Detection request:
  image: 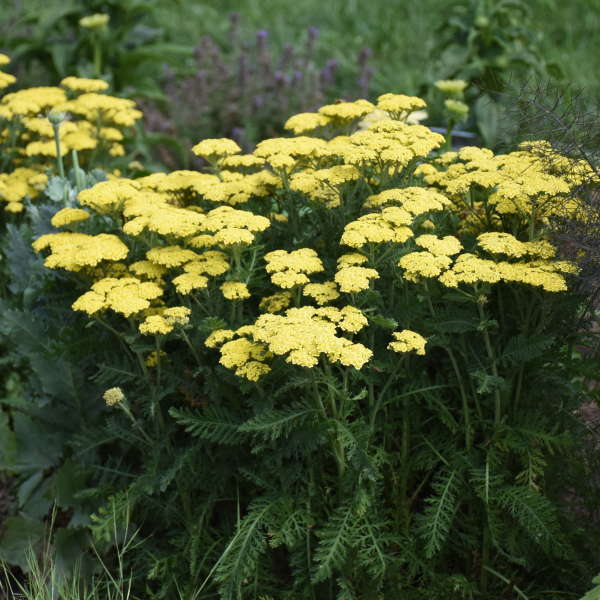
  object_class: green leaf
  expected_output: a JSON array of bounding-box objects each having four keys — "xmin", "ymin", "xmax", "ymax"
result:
[
  {"xmin": 474, "ymin": 95, "xmax": 500, "ymax": 147},
  {"xmin": 169, "ymin": 405, "xmax": 245, "ymax": 445},
  {"xmin": 0, "ymin": 410, "xmax": 17, "ymax": 468},
  {"xmin": 500, "ymin": 334, "xmax": 553, "ymax": 366},
  {"xmin": 0, "ymin": 515, "xmax": 45, "ymax": 570},
  {"xmin": 312, "ymin": 499, "xmax": 356, "ymax": 583},
  {"xmin": 239, "ymin": 402, "xmax": 319, "ymax": 442},
  {"xmin": 417, "ymin": 467, "xmax": 462, "ymax": 558},
  {"xmin": 45, "ymin": 176, "xmax": 70, "ymax": 203}
]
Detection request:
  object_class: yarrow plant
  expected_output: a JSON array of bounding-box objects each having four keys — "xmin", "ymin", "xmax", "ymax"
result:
[
  {"xmin": 6, "ymin": 88, "xmax": 600, "ymax": 598},
  {"xmin": 0, "ymin": 53, "xmax": 142, "ymax": 215}
]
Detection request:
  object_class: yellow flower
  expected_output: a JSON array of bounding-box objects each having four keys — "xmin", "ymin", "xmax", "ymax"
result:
[
  {"xmin": 139, "ymin": 315, "xmax": 173, "ymax": 335},
  {"xmin": 51, "ymin": 208, "xmax": 90, "ymax": 227},
  {"xmin": 388, "ymin": 330, "xmax": 427, "ymax": 355},
  {"xmin": 259, "ymin": 291, "xmax": 293, "ymax": 313},
  {"xmin": 33, "ymin": 232, "xmax": 128, "ymax": 271},
  {"xmin": 376, "ymin": 93, "xmax": 427, "ymax": 115},
  {"xmin": 163, "ymin": 306, "xmax": 191, "ymax": 326},
  {"xmin": 205, "ymin": 329, "xmax": 236, "ymax": 348},
  {"xmin": 415, "ymin": 234, "xmax": 462, "ymax": 256},
  {"xmin": 398, "ymin": 251, "xmax": 452, "ymax": 282},
  {"xmin": 72, "ymin": 277, "xmax": 163, "ymax": 317},
  {"xmin": 303, "ymin": 281, "xmax": 340, "ymax": 305},
  {"xmin": 0, "ymin": 71, "xmax": 16, "ymax": 90},
  {"xmin": 318, "ymin": 99, "xmax": 375, "ymax": 123},
  {"xmin": 264, "ymin": 248, "xmax": 324, "ymax": 289},
  {"xmin": 172, "ymin": 273, "xmax": 209, "ymax": 294},
  {"xmin": 284, "ymin": 112, "xmax": 331, "ymax": 134},
  {"xmin": 335, "ymin": 266, "xmax": 379, "ymax": 293},
  {"xmin": 103, "ymin": 387, "xmax": 125, "ymax": 406},
  {"xmin": 61, "ymin": 77, "xmax": 109, "ymax": 93},
  {"xmin": 191, "ymin": 138, "xmax": 241, "ymax": 159},
  {"xmin": 221, "ymin": 281, "xmax": 251, "ymax": 300}
]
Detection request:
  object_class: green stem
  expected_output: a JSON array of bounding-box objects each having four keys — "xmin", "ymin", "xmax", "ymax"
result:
[
  {"xmin": 71, "ymin": 149, "xmax": 84, "ymax": 191},
  {"xmin": 93, "ymin": 38, "xmax": 103, "ymax": 77},
  {"xmin": 52, "ymin": 123, "xmax": 65, "ymax": 178},
  {"xmin": 447, "ymin": 346, "xmax": 473, "ymax": 450},
  {"xmin": 478, "ymin": 302, "xmax": 502, "ymax": 425},
  {"xmin": 180, "ymin": 328, "xmax": 202, "ymax": 366},
  {"xmin": 400, "ymin": 398, "xmax": 410, "ymax": 535}
]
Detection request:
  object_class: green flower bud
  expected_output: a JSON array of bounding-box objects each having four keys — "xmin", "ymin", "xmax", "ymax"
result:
[{"xmin": 444, "ymin": 99, "xmax": 470, "ymax": 119}]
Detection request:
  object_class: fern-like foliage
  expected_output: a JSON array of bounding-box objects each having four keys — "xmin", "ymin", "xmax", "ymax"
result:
[
  {"xmin": 312, "ymin": 498, "xmax": 357, "ymax": 584},
  {"xmin": 238, "ymin": 401, "xmax": 320, "ymax": 442},
  {"xmin": 494, "ymin": 484, "xmax": 571, "ymax": 558},
  {"xmin": 213, "ymin": 495, "xmax": 281, "ymax": 599},
  {"xmin": 416, "ymin": 467, "xmax": 464, "ymax": 558},
  {"xmin": 169, "ymin": 404, "xmax": 246, "ymax": 445}
]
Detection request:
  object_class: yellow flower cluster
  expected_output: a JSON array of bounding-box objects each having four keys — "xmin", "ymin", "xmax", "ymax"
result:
[
  {"xmin": 103, "ymin": 387, "xmax": 125, "ymax": 406},
  {"xmin": 302, "ymin": 281, "xmax": 340, "ymax": 305},
  {"xmin": 191, "ymin": 138, "xmax": 242, "ymax": 160},
  {"xmin": 30, "ymin": 90, "xmax": 587, "ymax": 385},
  {"xmin": 51, "ymin": 207, "xmax": 91, "ymax": 227},
  {"xmin": 210, "ymin": 305, "xmax": 372, "ymax": 378},
  {"xmin": 0, "ymin": 167, "xmax": 47, "ymax": 212},
  {"xmin": 221, "ymin": 281, "xmax": 251, "ymax": 300},
  {"xmin": 388, "ymin": 330, "xmax": 427, "ymax": 355},
  {"xmin": 0, "ymin": 53, "xmax": 16, "ymax": 90},
  {"xmin": 0, "ymin": 71, "xmax": 142, "ymax": 185},
  {"xmin": 264, "ymin": 248, "xmax": 324, "ymax": 288},
  {"xmin": 416, "ymin": 144, "xmax": 589, "ymax": 220},
  {"xmin": 341, "ymin": 207, "xmax": 413, "ymax": 248},
  {"xmin": 33, "ymin": 232, "xmax": 128, "ymax": 271},
  {"xmin": 72, "ymin": 277, "xmax": 163, "ymax": 317},
  {"xmin": 335, "ymin": 265, "xmax": 380, "ymax": 293}
]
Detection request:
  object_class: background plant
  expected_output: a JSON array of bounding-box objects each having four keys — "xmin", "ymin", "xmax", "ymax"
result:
[
  {"xmin": 424, "ymin": 0, "xmax": 563, "ymax": 147},
  {"xmin": 0, "ymin": 0, "xmax": 191, "ymax": 95},
  {"xmin": 141, "ymin": 13, "xmax": 373, "ymax": 169}
]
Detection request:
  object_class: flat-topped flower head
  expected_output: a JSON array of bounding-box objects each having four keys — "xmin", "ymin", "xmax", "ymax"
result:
[
  {"xmin": 33, "ymin": 232, "xmax": 128, "ymax": 271},
  {"xmin": 191, "ymin": 138, "xmax": 241, "ymax": 160},
  {"xmin": 377, "ymin": 93, "xmax": 427, "ymax": 115},
  {"xmin": 139, "ymin": 315, "xmax": 173, "ymax": 335},
  {"xmin": 388, "ymin": 330, "xmax": 427, "ymax": 355},
  {"xmin": 50, "ymin": 208, "xmax": 90, "ymax": 228},
  {"xmin": 318, "ymin": 99, "xmax": 375, "ymax": 123},
  {"xmin": 259, "ymin": 291, "xmax": 293, "ymax": 313},
  {"xmin": 284, "ymin": 112, "xmax": 331, "ymax": 134},
  {"xmin": 335, "ymin": 266, "xmax": 380, "ymax": 293},
  {"xmin": 61, "ymin": 77, "xmax": 109, "ymax": 93},
  {"xmin": 302, "ymin": 281, "xmax": 340, "ymax": 305},
  {"xmin": 340, "ymin": 211, "xmax": 413, "ymax": 248},
  {"xmin": 476, "ymin": 232, "xmax": 556, "ymax": 259},
  {"xmin": 398, "ymin": 251, "xmax": 452, "ymax": 282},
  {"xmin": 146, "ymin": 245, "xmax": 200, "ymax": 268},
  {"xmin": 221, "ymin": 281, "xmax": 251, "ymax": 300},
  {"xmin": 415, "ymin": 234, "xmax": 463, "ymax": 256},
  {"xmin": 72, "ymin": 277, "xmax": 163, "ymax": 317}
]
